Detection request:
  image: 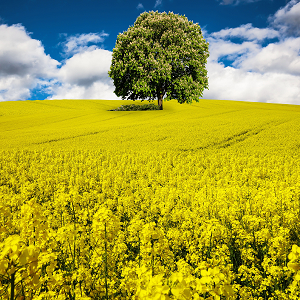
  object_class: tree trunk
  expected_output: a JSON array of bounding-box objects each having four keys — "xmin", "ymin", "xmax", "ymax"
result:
[{"xmin": 157, "ymin": 87, "xmax": 163, "ymax": 110}]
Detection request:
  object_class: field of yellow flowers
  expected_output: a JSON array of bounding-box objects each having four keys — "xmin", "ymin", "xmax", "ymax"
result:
[{"xmin": 1, "ymin": 99, "xmax": 300, "ymax": 299}]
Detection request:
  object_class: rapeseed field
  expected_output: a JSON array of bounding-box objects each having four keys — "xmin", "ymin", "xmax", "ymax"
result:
[{"xmin": 1, "ymin": 99, "xmax": 300, "ymax": 299}]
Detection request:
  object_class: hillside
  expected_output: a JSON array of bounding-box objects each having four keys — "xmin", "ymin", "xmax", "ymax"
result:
[
  {"xmin": 1, "ymin": 99, "xmax": 300, "ymax": 299},
  {"xmin": 1, "ymin": 99, "xmax": 300, "ymax": 155}
]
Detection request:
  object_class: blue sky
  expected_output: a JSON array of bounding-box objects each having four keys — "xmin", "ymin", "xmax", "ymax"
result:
[{"xmin": 0, "ymin": 0, "xmax": 299, "ymax": 104}]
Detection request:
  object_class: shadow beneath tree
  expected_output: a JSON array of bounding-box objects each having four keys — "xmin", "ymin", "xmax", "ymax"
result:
[{"xmin": 108, "ymin": 103, "xmax": 160, "ymax": 111}]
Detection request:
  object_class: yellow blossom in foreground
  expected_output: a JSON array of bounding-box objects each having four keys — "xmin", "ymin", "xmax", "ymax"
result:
[{"xmin": 1, "ymin": 99, "xmax": 300, "ymax": 299}]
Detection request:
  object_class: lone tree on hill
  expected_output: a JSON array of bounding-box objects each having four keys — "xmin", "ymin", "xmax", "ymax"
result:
[{"xmin": 108, "ymin": 11, "xmax": 209, "ymax": 110}]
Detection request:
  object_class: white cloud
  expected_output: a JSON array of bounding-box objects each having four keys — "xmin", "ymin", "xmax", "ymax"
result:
[
  {"xmin": 57, "ymin": 49, "xmax": 112, "ymax": 86},
  {"xmin": 48, "ymin": 48, "xmax": 121, "ymax": 100},
  {"xmin": 217, "ymin": 0, "xmax": 262, "ymax": 6},
  {"xmin": 203, "ymin": 0, "xmax": 300, "ymax": 105},
  {"xmin": 136, "ymin": 3, "xmax": 145, "ymax": 10},
  {"xmin": 204, "ymin": 28, "xmax": 300, "ymax": 77},
  {"xmin": 0, "ymin": 24, "xmax": 60, "ymax": 101},
  {"xmin": 154, "ymin": 0, "xmax": 162, "ymax": 8},
  {"xmin": 47, "ymin": 81, "xmax": 120, "ymax": 100},
  {"xmin": 60, "ymin": 32, "xmax": 109, "ymax": 57},
  {"xmin": 0, "ymin": 25, "xmax": 118, "ymax": 101},
  {"xmin": 268, "ymin": 0, "xmax": 300, "ymax": 37},
  {"xmin": 0, "ymin": 75, "xmax": 33, "ymax": 101},
  {"xmin": 205, "ymin": 37, "xmax": 261, "ymax": 63},
  {"xmin": 202, "ymin": 61, "xmax": 300, "ymax": 104},
  {"xmin": 210, "ymin": 23, "xmax": 280, "ymax": 41},
  {"xmin": 233, "ymin": 37, "xmax": 300, "ymax": 76},
  {"xmin": 201, "ymin": 1, "xmax": 300, "ymax": 104}
]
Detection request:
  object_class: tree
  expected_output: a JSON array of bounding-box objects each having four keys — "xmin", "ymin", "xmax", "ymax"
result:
[{"xmin": 108, "ymin": 10, "xmax": 209, "ymax": 110}]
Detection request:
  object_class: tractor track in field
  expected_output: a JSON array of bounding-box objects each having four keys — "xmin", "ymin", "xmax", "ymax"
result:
[
  {"xmin": 178, "ymin": 119, "xmax": 290, "ymax": 152},
  {"xmin": 33, "ymin": 130, "xmax": 110, "ymax": 145}
]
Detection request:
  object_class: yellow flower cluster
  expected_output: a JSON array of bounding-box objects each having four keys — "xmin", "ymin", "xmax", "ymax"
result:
[
  {"xmin": 1, "ymin": 147, "xmax": 300, "ymax": 299},
  {"xmin": 286, "ymin": 245, "xmax": 300, "ymax": 297},
  {"xmin": 1, "ymin": 98, "xmax": 300, "ymax": 298}
]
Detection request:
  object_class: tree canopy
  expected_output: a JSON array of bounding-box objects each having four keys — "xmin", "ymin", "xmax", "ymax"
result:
[{"xmin": 108, "ymin": 11, "xmax": 209, "ymax": 110}]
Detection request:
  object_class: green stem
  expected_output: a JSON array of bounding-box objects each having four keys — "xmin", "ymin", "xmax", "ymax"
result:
[
  {"xmin": 138, "ymin": 234, "xmax": 141, "ymax": 268},
  {"xmin": 32, "ymin": 212, "xmax": 36, "ymax": 246},
  {"xmin": 72, "ymin": 201, "xmax": 77, "ymax": 300},
  {"xmin": 151, "ymin": 239, "xmax": 154, "ymax": 277},
  {"xmin": 10, "ymin": 271, "xmax": 15, "ymax": 300},
  {"xmin": 104, "ymin": 223, "xmax": 109, "ymax": 300},
  {"xmin": 71, "ymin": 201, "xmax": 77, "ymax": 269},
  {"xmin": 208, "ymin": 231, "xmax": 213, "ymax": 258}
]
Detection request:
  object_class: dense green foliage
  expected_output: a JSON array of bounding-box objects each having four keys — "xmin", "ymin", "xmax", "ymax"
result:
[{"xmin": 108, "ymin": 11, "xmax": 209, "ymax": 110}]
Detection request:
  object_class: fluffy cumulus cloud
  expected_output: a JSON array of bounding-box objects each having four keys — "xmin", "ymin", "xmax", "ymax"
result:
[
  {"xmin": 268, "ymin": 0, "xmax": 300, "ymax": 37},
  {"xmin": 202, "ymin": 62, "xmax": 300, "ymax": 104},
  {"xmin": 202, "ymin": 1, "xmax": 300, "ymax": 104},
  {"xmin": 0, "ymin": 24, "xmax": 60, "ymax": 101},
  {"xmin": 60, "ymin": 32, "xmax": 109, "ymax": 57},
  {"xmin": 58, "ymin": 49, "xmax": 112, "ymax": 86},
  {"xmin": 210, "ymin": 23, "xmax": 280, "ymax": 41},
  {"xmin": 48, "ymin": 47, "xmax": 120, "ymax": 100},
  {"xmin": 233, "ymin": 37, "xmax": 300, "ymax": 76},
  {"xmin": 47, "ymin": 80, "xmax": 119, "ymax": 101},
  {"xmin": 46, "ymin": 32, "xmax": 121, "ymax": 100},
  {"xmin": 0, "ymin": 25, "xmax": 121, "ymax": 101}
]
